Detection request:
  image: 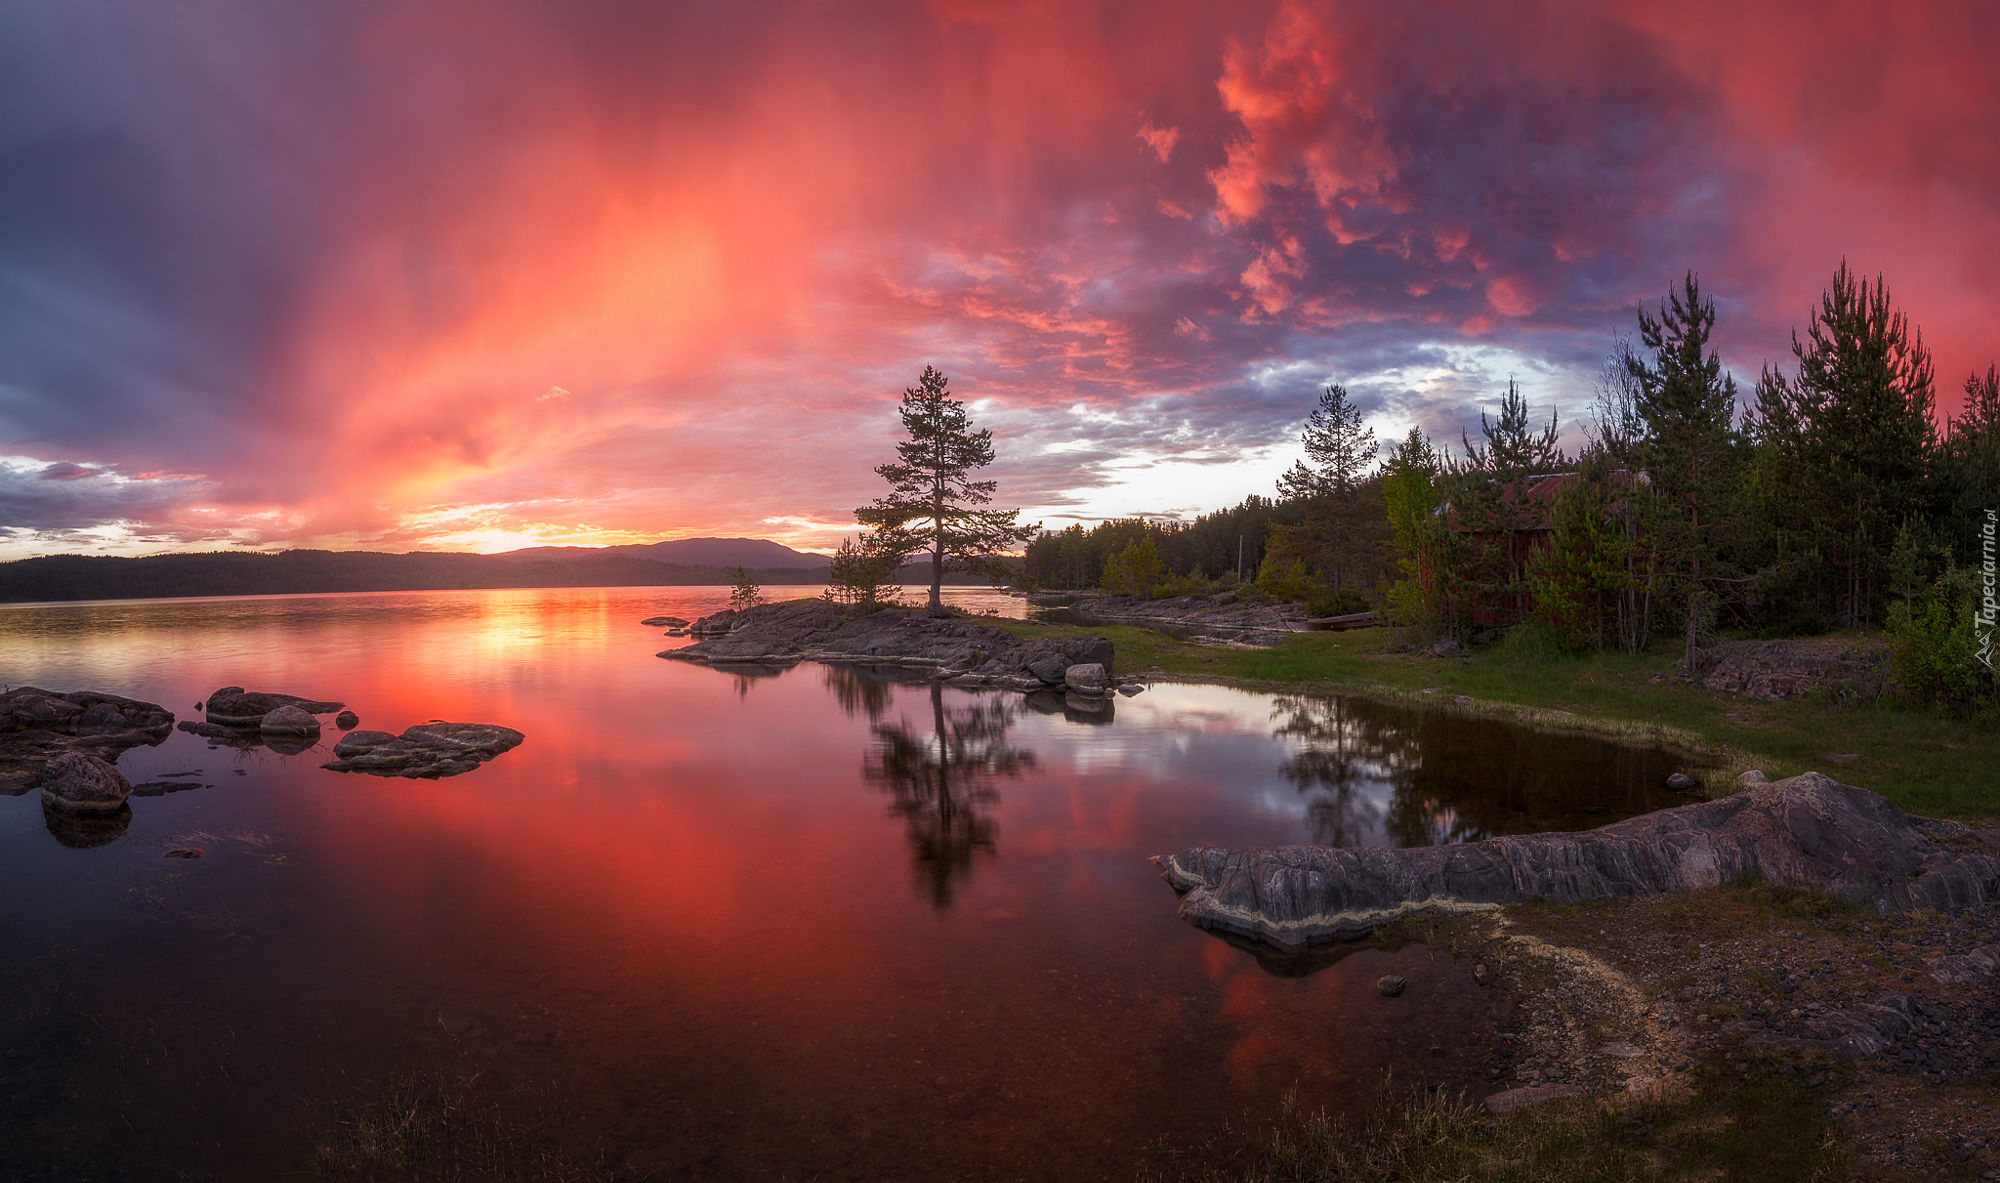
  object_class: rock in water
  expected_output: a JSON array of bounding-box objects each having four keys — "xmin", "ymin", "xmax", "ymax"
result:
[
  {"xmin": 1064, "ymin": 663, "xmax": 1109, "ymax": 695},
  {"xmin": 204, "ymin": 686, "xmax": 343, "ymax": 728},
  {"xmin": 1, "ymin": 687, "xmax": 174, "ymax": 794},
  {"xmin": 1664, "ymin": 771, "xmax": 1700, "ymax": 792},
  {"xmin": 1377, "ymin": 974, "xmax": 1407, "ymax": 997},
  {"xmin": 335, "ymin": 710, "xmax": 360, "ymax": 730},
  {"xmin": 641, "ymin": 615, "xmax": 690, "ymax": 628},
  {"xmin": 260, "ymin": 705, "xmax": 321, "ymax": 736},
  {"xmin": 321, "ymin": 722, "xmax": 525, "ymax": 778},
  {"xmin": 40, "ymin": 752, "xmax": 133, "ymax": 814},
  {"xmin": 1152, "ymin": 773, "xmax": 2000, "ymax": 954}
]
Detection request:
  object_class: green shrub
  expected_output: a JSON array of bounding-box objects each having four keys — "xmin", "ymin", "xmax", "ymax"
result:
[{"xmin": 1886, "ymin": 567, "xmax": 1996, "ymax": 710}]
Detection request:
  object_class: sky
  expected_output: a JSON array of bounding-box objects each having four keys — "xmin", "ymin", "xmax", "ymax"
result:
[{"xmin": 2, "ymin": 0, "xmax": 1996, "ymax": 560}]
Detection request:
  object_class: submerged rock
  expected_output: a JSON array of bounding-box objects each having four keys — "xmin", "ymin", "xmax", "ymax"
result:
[
  {"xmin": 132, "ymin": 780, "xmax": 206, "ymax": 797},
  {"xmin": 176, "ymin": 720, "xmax": 245, "ymax": 741},
  {"xmin": 204, "ymin": 686, "xmax": 343, "ymax": 728},
  {"xmin": 40, "ymin": 752, "xmax": 133, "ymax": 814},
  {"xmin": 335, "ymin": 710, "xmax": 360, "ymax": 730},
  {"xmin": 0, "ymin": 687, "xmax": 174, "ymax": 794},
  {"xmin": 641, "ymin": 615, "xmax": 690, "ymax": 627},
  {"xmin": 321, "ymin": 722, "xmax": 525, "ymax": 778},
  {"xmin": 1152, "ymin": 773, "xmax": 2000, "ymax": 954}
]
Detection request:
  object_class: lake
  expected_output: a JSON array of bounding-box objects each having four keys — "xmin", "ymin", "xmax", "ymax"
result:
[{"xmin": 0, "ymin": 586, "xmax": 1688, "ymax": 1179}]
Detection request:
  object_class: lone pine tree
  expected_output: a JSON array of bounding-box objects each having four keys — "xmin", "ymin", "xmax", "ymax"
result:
[{"xmin": 856, "ymin": 365, "xmax": 1033, "ymax": 615}]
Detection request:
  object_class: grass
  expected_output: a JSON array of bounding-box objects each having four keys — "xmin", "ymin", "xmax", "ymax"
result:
[
  {"xmin": 1143, "ymin": 1064, "xmax": 1857, "ymax": 1183},
  {"xmin": 312, "ymin": 1068, "xmax": 608, "ymax": 1182},
  {"xmin": 998, "ymin": 620, "xmax": 2000, "ymax": 823}
]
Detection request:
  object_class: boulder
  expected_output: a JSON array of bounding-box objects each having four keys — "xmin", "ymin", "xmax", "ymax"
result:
[
  {"xmin": 335, "ymin": 710, "xmax": 360, "ymax": 730},
  {"xmin": 1025, "ymin": 651, "xmax": 1070, "ymax": 685},
  {"xmin": 1, "ymin": 687, "xmax": 174, "ymax": 794},
  {"xmin": 1153, "ymin": 773, "xmax": 2000, "ymax": 954},
  {"xmin": 1738, "ymin": 769, "xmax": 1768, "ymax": 785},
  {"xmin": 322, "ymin": 721, "xmax": 525, "ymax": 779},
  {"xmin": 1064, "ymin": 663, "xmax": 1109, "ymax": 694},
  {"xmin": 1665, "ymin": 772, "xmax": 1700, "ymax": 792},
  {"xmin": 260, "ymin": 705, "xmax": 321, "ymax": 736},
  {"xmin": 204, "ymin": 686, "xmax": 342, "ymax": 728},
  {"xmin": 40, "ymin": 751, "xmax": 133, "ymax": 814}
]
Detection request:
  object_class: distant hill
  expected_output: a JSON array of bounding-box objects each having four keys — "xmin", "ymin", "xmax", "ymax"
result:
[
  {"xmin": 0, "ymin": 538, "xmax": 1002, "ymax": 604},
  {"xmin": 499, "ymin": 537, "xmax": 832, "ymax": 570}
]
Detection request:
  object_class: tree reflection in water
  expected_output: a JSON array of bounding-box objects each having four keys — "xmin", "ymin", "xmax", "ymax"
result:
[
  {"xmin": 820, "ymin": 664, "xmax": 898, "ymax": 721},
  {"xmin": 1271, "ymin": 693, "xmax": 1496, "ymax": 848},
  {"xmin": 1273, "ymin": 692, "xmax": 1689, "ymax": 848},
  {"xmin": 862, "ymin": 681, "xmax": 1036, "ymax": 910}
]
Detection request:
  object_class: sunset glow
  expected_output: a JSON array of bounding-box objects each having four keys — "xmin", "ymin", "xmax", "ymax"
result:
[{"xmin": 4, "ymin": 1, "xmax": 1995, "ymax": 559}]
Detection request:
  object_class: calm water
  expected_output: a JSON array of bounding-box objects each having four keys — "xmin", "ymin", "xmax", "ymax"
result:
[{"xmin": 0, "ymin": 586, "xmax": 1686, "ymax": 1179}]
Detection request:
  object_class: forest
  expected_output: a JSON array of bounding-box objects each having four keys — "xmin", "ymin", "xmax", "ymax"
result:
[{"xmin": 1021, "ymin": 264, "xmax": 2000, "ymax": 711}]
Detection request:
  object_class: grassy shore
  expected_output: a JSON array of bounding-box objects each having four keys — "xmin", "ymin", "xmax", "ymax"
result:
[{"xmin": 998, "ymin": 620, "xmax": 1999, "ymax": 824}]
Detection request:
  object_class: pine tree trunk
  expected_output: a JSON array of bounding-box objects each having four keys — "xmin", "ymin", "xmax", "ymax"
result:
[{"xmin": 929, "ymin": 539, "xmax": 943, "ymax": 616}]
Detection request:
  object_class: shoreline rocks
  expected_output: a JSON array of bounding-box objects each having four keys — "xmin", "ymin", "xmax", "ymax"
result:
[
  {"xmin": 1153, "ymin": 773, "xmax": 2000, "ymax": 954},
  {"xmin": 662, "ymin": 600, "xmax": 1121, "ymax": 693},
  {"xmin": 1, "ymin": 687, "xmax": 175, "ymax": 795},
  {"xmin": 322, "ymin": 721, "xmax": 525, "ymax": 778},
  {"xmin": 1026, "ymin": 591, "xmax": 1307, "ymax": 646}
]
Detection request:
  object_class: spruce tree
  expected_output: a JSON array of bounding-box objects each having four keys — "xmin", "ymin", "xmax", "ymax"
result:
[
  {"xmin": 1625, "ymin": 271, "xmax": 1743, "ymax": 672},
  {"xmin": 856, "ymin": 365, "xmax": 1034, "ymax": 615},
  {"xmin": 1275, "ymin": 384, "xmax": 1380, "ymax": 592},
  {"xmin": 1752, "ymin": 263, "xmax": 1938, "ymax": 627},
  {"xmin": 1453, "ymin": 380, "xmax": 1568, "ymax": 622}
]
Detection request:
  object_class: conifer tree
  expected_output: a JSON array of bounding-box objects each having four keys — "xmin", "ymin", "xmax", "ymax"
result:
[
  {"xmin": 1275, "ymin": 384, "xmax": 1380, "ymax": 592},
  {"xmin": 1453, "ymin": 380, "xmax": 1568, "ymax": 621},
  {"xmin": 1752, "ymin": 263, "xmax": 1938, "ymax": 627},
  {"xmin": 856, "ymin": 366, "xmax": 1034, "ymax": 615},
  {"xmin": 1625, "ymin": 271, "xmax": 1743, "ymax": 672}
]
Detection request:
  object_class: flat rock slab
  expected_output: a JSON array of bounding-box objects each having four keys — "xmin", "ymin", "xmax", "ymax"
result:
[
  {"xmin": 1153, "ymin": 773, "xmax": 2000, "ymax": 954},
  {"xmin": 321, "ymin": 722, "xmax": 524, "ymax": 778},
  {"xmin": 204, "ymin": 686, "xmax": 343, "ymax": 728},
  {"xmin": 132, "ymin": 780, "xmax": 208, "ymax": 797},
  {"xmin": 0, "ymin": 687, "xmax": 174, "ymax": 795}
]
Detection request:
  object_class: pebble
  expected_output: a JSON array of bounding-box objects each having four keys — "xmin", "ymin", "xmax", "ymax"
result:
[{"xmin": 1377, "ymin": 974, "xmax": 1407, "ymax": 997}]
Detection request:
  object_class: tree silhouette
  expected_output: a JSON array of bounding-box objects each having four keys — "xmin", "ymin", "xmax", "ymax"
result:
[
  {"xmin": 856, "ymin": 365, "xmax": 1034, "ymax": 615},
  {"xmin": 863, "ymin": 683, "xmax": 1036, "ymax": 909}
]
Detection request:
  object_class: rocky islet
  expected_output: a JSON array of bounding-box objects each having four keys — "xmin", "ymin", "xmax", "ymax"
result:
[{"xmin": 662, "ymin": 599, "xmax": 1125, "ymax": 696}]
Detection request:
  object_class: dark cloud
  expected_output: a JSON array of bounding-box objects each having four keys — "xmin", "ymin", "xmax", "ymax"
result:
[{"xmin": 0, "ymin": 0, "xmax": 1992, "ymax": 555}]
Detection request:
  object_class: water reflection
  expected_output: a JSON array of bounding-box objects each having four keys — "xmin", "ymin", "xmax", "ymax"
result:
[
  {"xmin": 1272, "ymin": 694, "xmax": 1399, "ymax": 847},
  {"xmin": 1268, "ymin": 691, "xmax": 1682, "ymax": 850},
  {"xmin": 820, "ymin": 664, "xmax": 897, "ymax": 721},
  {"xmin": 43, "ymin": 803, "xmax": 131, "ymax": 848},
  {"xmin": 862, "ymin": 681, "xmax": 1036, "ymax": 910},
  {"xmin": 1021, "ymin": 687, "xmax": 1117, "ymax": 726}
]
